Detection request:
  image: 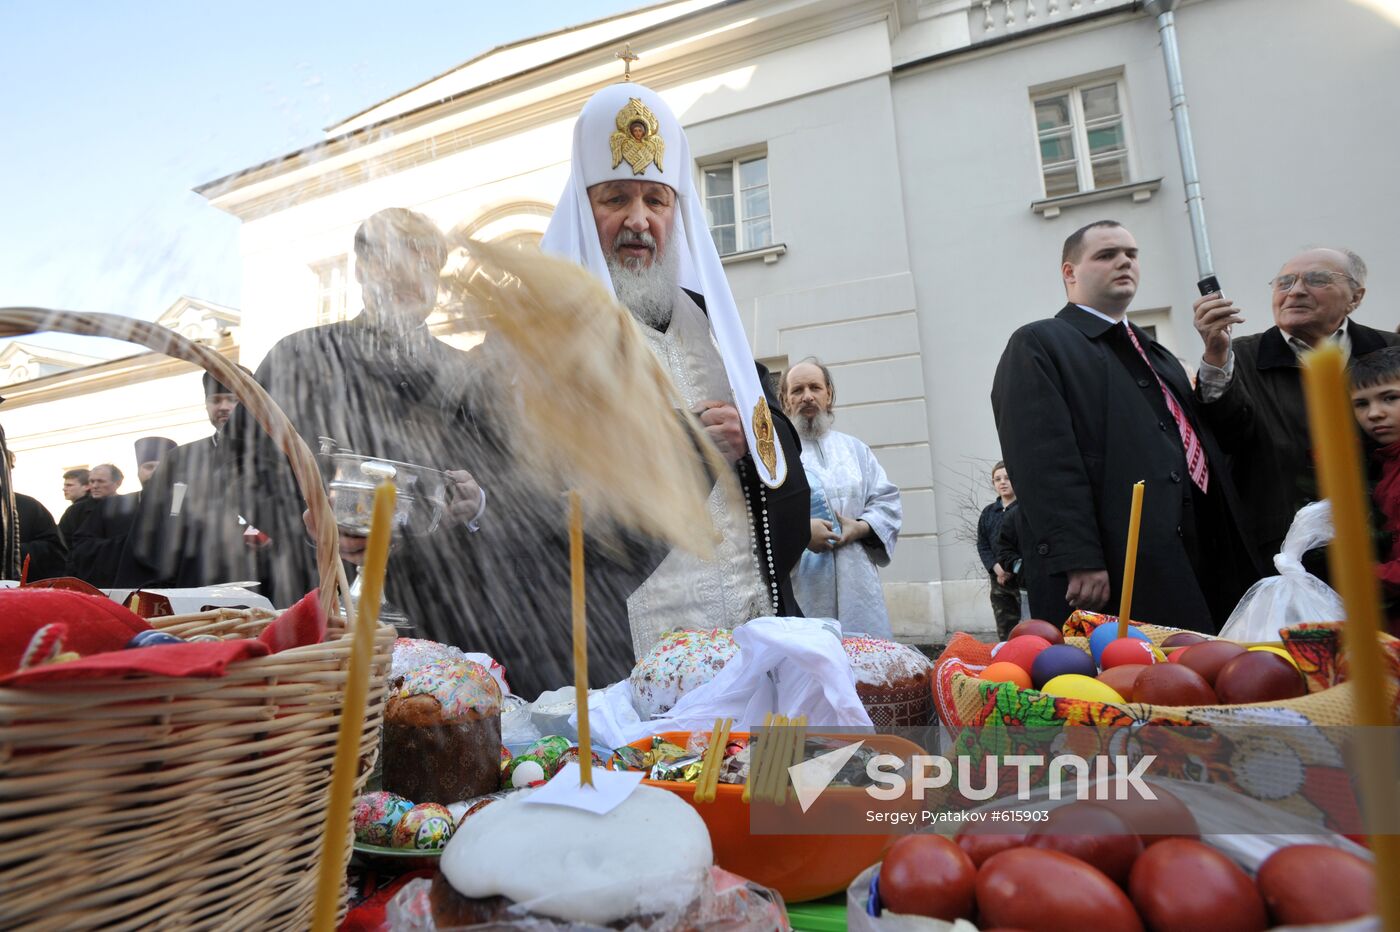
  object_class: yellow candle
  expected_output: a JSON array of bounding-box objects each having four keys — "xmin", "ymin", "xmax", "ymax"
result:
[
  {"xmin": 1117, "ymin": 481, "xmax": 1146, "ymax": 639},
  {"xmin": 570, "ymin": 490, "xmax": 593, "ymax": 788},
  {"xmin": 1301, "ymin": 345, "xmax": 1399, "ymax": 930},
  {"xmin": 312, "ymin": 481, "xmax": 396, "ymax": 932}
]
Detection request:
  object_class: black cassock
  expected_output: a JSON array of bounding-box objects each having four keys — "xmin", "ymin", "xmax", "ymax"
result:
[
  {"xmin": 117, "ymin": 436, "xmax": 257, "ymax": 589},
  {"xmin": 16, "ymin": 493, "xmax": 66, "ymax": 581},
  {"xmin": 68, "ymin": 492, "xmax": 139, "ymax": 587},
  {"xmin": 223, "ymin": 318, "xmax": 667, "ymax": 700}
]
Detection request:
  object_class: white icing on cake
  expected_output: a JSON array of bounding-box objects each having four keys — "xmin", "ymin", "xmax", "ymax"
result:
[
  {"xmin": 629, "ymin": 628, "xmax": 739, "ymax": 719},
  {"xmin": 842, "ymin": 636, "xmax": 933, "ymax": 688},
  {"xmin": 440, "ymin": 784, "xmax": 713, "ymax": 923}
]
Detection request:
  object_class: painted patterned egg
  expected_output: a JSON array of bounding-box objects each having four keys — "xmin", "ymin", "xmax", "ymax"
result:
[
  {"xmin": 391, "ymin": 802, "xmax": 456, "ymax": 850},
  {"xmin": 126, "ymin": 629, "xmax": 185, "ymax": 648},
  {"xmin": 506, "ymin": 755, "xmax": 548, "ymax": 788},
  {"xmin": 352, "ymin": 791, "xmax": 413, "ymax": 847}
]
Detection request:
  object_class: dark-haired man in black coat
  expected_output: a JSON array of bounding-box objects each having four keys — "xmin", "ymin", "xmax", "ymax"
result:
[{"xmin": 992, "ymin": 220, "xmax": 1258, "ymax": 632}]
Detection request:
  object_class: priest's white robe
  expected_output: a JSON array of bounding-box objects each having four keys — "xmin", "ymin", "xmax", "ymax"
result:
[{"xmin": 792, "ymin": 429, "xmax": 901, "ymax": 638}]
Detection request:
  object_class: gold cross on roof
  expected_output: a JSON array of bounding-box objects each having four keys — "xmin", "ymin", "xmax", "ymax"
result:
[{"xmin": 616, "ymin": 43, "xmax": 638, "ymax": 81}]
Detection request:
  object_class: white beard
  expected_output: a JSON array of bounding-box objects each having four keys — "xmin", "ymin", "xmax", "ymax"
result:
[
  {"xmin": 606, "ymin": 230, "xmax": 680, "ymax": 331},
  {"xmin": 795, "ymin": 409, "xmax": 834, "ymax": 441}
]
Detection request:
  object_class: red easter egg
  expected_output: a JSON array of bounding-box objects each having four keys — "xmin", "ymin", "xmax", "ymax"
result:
[
  {"xmin": 1214, "ymin": 651, "xmax": 1307, "ymax": 704},
  {"xmin": 1009, "ymin": 619, "xmax": 1065, "ymax": 645},
  {"xmin": 1097, "ymin": 664, "xmax": 1148, "ymax": 701},
  {"xmin": 1100, "ymin": 638, "xmax": 1157, "ymax": 670},
  {"xmin": 994, "ymin": 635, "xmax": 1053, "ymax": 674},
  {"xmin": 1176, "ymin": 641, "xmax": 1246, "ymax": 687}
]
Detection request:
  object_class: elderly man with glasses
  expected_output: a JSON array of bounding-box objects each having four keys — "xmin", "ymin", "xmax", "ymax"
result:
[{"xmin": 1194, "ymin": 247, "xmax": 1400, "ymax": 565}]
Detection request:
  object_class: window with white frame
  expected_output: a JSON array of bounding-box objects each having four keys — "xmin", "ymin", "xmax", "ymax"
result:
[
  {"xmin": 701, "ymin": 152, "xmax": 772, "ymax": 256},
  {"xmin": 311, "ymin": 256, "xmax": 349, "ymax": 324},
  {"xmin": 1033, "ymin": 79, "xmax": 1131, "ymax": 198}
]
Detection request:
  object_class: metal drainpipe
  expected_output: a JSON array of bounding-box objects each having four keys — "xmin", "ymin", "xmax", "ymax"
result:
[{"xmin": 1142, "ymin": 0, "xmax": 1214, "ymax": 278}]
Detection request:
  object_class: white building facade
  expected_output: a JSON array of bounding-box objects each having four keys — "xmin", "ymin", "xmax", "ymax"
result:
[{"xmin": 10, "ymin": 0, "xmax": 1381, "ymax": 638}]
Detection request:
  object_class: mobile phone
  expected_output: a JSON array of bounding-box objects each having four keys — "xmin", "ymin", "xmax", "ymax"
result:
[{"xmin": 1197, "ymin": 274, "xmax": 1222, "ymax": 297}]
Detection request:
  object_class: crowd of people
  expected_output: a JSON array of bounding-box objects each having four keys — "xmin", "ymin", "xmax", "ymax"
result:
[
  {"xmin": 987, "ymin": 221, "xmax": 1400, "ymax": 634},
  {"xmin": 3, "ymin": 80, "xmax": 1398, "ymax": 687}
]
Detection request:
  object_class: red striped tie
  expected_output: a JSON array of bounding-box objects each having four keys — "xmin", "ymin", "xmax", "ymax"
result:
[{"xmin": 1124, "ymin": 323, "xmax": 1209, "ymax": 493}]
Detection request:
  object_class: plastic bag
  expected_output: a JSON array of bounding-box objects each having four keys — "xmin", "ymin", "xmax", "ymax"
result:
[
  {"xmin": 386, "ymin": 866, "xmax": 787, "ymax": 931},
  {"xmin": 1219, "ymin": 501, "xmax": 1345, "ymax": 642},
  {"xmin": 575, "ymin": 617, "xmax": 873, "ymax": 746}
]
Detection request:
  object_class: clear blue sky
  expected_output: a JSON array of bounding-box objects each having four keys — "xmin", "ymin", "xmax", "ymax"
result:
[{"xmin": 0, "ymin": 0, "xmax": 641, "ymax": 355}]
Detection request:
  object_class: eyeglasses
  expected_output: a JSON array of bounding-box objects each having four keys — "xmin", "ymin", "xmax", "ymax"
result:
[{"xmin": 1269, "ymin": 271, "xmax": 1356, "ymax": 292}]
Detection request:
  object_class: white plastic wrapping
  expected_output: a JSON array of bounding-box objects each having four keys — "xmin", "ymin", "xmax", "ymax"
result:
[
  {"xmin": 1219, "ymin": 501, "xmax": 1345, "ymax": 642},
  {"xmin": 572, "ymin": 617, "xmax": 872, "ymax": 747}
]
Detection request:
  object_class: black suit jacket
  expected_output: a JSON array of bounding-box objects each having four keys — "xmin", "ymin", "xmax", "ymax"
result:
[
  {"xmin": 992, "ymin": 304, "xmax": 1257, "ymax": 631},
  {"xmin": 1195, "ymin": 320, "xmax": 1400, "ymax": 565}
]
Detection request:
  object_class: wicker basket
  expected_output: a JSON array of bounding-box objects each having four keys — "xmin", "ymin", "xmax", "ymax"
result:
[{"xmin": 0, "ymin": 309, "xmax": 395, "ymax": 930}]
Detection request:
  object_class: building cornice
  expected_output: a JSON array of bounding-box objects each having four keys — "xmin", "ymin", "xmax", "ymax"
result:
[
  {"xmin": 1, "ymin": 339, "xmax": 240, "ymax": 410},
  {"xmin": 197, "ymin": 0, "xmax": 897, "ymax": 221}
]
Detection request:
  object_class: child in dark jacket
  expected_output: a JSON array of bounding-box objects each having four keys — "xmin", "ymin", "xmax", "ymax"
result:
[{"xmin": 1350, "ymin": 347, "xmax": 1400, "ymax": 635}]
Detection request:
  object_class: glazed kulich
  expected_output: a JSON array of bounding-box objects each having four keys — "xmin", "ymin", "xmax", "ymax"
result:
[
  {"xmin": 630, "ymin": 628, "xmax": 739, "ymax": 719},
  {"xmin": 431, "ymin": 784, "xmax": 713, "ymax": 926},
  {"xmin": 382, "ymin": 658, "xmax": 502, "ymax": 805},
  {"xmin": 842, "ymin": 636, "xmax": 934, "ymax": 726}
]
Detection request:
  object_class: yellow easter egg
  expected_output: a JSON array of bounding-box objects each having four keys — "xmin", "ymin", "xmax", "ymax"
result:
[
  {"xmin": 1040, "ymin": 674, "xmax": 1126, "ymax": 704},
  {"xmin": 1248, "ymin": 645, "xmax": 1299, "ymax": 667}
]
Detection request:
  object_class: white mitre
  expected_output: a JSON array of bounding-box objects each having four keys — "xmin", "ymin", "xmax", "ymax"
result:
[{"xmin": 541, "ymin": 81, "xmax": 788, "ymax": 489}]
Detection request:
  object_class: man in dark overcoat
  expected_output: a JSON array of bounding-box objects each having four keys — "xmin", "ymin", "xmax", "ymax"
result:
[
  {"xmin": 991, "ymin": 220, "xmax": 1258, "ymax": 633},
  {"xmin": 1193, "ymin": 247, "xmax": 1400, "ymax": 566}
]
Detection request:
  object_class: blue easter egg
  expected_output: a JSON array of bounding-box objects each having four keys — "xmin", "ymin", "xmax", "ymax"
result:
[
  {"xmin": 1088, "ymin": 623, "xmax": 1150, "ymax": 668},
  {"xmin": 126, "ymin": 630, "xmax": 185, "ymax": 649},
  {"xmin": 1030, "ymin": 643, "xmax": 1096, "ymax": 689}
]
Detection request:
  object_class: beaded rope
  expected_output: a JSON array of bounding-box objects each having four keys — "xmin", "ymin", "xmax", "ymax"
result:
[{"xmin": 739, "ymin": 458, "xmax": 780, "ymax": 615}]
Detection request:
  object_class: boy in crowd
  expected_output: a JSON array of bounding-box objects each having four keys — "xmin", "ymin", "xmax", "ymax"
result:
[{"xmin": 1349, "ymin": 346, "xmax": 1400, "ymax": 634}]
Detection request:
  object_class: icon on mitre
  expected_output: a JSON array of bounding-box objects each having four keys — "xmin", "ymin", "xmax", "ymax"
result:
[{"xmin": 610, "ymin": 98, "xmax": 665, "ymax": 176}]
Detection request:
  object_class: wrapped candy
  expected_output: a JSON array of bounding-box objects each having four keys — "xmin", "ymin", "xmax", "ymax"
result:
[
  {"xmin": 650, "ymin": 754, "xmax": 703, "ymax": 783},
  {"xmin": 392, "ymin": 802, "xmax": 456, "ymax": 850},
  {"xmin": 608, "ymin": 745, "xmax": 648, "ymax": 772},
  {"xmin": 352, "ymin": 791, "xmax": 413, "ymax": 847},
  {"xmin": 558, "ymin": 745, "xmax": 610, "ymax": 773}
]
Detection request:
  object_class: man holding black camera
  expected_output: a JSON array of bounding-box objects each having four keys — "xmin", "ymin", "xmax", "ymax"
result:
[{"xmin": 1194, "ymin": 247, "xmax": 1399, "ymax": 566}]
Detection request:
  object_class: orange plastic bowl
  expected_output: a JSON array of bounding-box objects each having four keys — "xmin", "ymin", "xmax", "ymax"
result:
[{"xmin": 631, "ymin": 730, "xmax": 924, "ymax": 902}]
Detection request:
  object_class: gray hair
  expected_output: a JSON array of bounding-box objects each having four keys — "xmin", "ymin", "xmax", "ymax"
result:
[
  {"xmin": 1300, "ymin": 245, "xmax": 1367, "ymax": 288},
  {"xmin": 1342, "ymin": 248, "xmax": 1367, "ymax": 287}
]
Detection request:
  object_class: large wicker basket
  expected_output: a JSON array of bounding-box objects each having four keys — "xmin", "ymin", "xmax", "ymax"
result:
[{"xmin": 0, "ymin": 309, "xmax": 395, "ymax": 930}]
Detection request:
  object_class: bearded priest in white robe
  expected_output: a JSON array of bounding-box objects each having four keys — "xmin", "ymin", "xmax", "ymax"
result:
[
  {"xmin": 541, "ymin": 82, "xmax": 811, "ymax": 658},
  {"xmin": 783, "ymin": 358, "xmax": 902, "ymax": 638}
]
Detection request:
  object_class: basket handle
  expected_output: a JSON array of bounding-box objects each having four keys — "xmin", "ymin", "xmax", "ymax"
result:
[{"xmin": 1, "ymin": 307, "xmax": 349, "ymax": 625}]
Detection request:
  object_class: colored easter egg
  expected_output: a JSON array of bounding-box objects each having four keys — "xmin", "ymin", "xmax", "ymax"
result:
[
  {"xmin": 353, "ymin": 791, "xmax": 413, "ymax": 847},
  {"xmin": 1008, "ymin": 619, "xmax": 1065, "ymax": 645},
  {"xmin": 391, "ymin": 802, "xmax": 455, "ymax": 850},
  {"xmin": 1101, "ymin": 638, "xmax": 1158, "ymax": 670},
  {"xmin": 981, "ymin": 662, "xmax": 1032, "ymax": 689},
  {"xmin": 126, "ymin": 630, "xmax": 185, "ymax": 648},
  {"xmin": 1247, "ymin": 645, "xmax": 1299, "ymax": 667},
  {"xmin": 994, "ymin": 636, "xmax": 1054, "ymax": 674},
  {"xmin": 1089, "ymin": 624, "xmax": 1151, "ymax": 668},
  {"xmin": 1030, "ymin": 644, "xmax": 1096, "ymax": 689},
  {"xmin": 1041, "ymin": 674, "xmax": 1125, "ymax": 704}
]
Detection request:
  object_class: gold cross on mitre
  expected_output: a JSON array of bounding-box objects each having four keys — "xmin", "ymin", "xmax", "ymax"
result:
[{"xmin": 616, "ymin": 43, "xmax": 639, "ymax": 81}]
